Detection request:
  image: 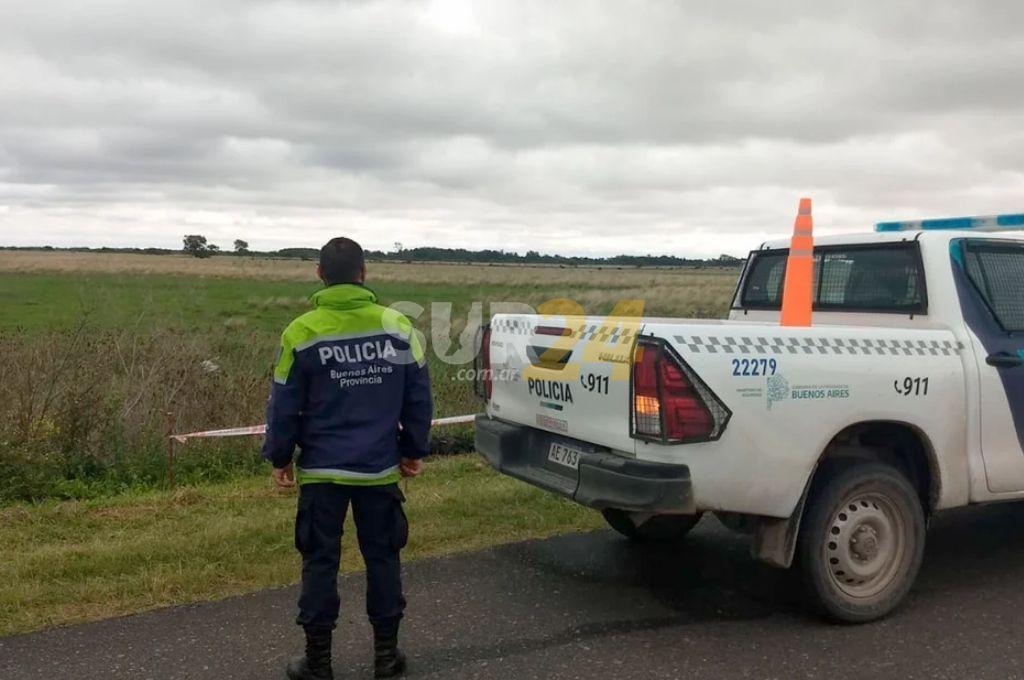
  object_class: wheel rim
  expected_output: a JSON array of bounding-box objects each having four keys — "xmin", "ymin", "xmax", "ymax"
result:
[{"xmin": 824, "ymin": 492, "xmax": 907, "ymax": 599}]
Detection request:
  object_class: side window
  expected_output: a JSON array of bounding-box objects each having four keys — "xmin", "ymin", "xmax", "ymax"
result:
[
  {"xmin": 963, "ymin": 240, "xmax": 1024, "ymax": 332},
  {"xmin": 737, "ymin": 243, "xmax": 926, "ymax": 313},
  {"xmin": 817, "ymin": 247, "xmax": 924, "ymax": 312},
  {"xmin": 739, "ymin": 252, "xmax": 788, "ymax": 307}
]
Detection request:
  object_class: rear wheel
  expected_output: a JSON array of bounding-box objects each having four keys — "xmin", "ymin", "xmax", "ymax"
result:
[
  {"xmin": 602, "ymin": 509, "xmax": 702, "ymax": 542},
  {"xmin": 797, "ymin": 460, "xmax": 925, "ymax": 623}
]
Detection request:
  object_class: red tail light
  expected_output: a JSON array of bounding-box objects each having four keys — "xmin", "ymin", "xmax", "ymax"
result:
[
  {"xmin": 631, "ymin": 338, "xmax": 730, "ymax": 442},
  {"xmin": 474, "ymin": 325, "xmax": 493, "ymax": 400},
  {"xmin": 632, "ymin": 344, "xmax": 663, "ymax": 436}
]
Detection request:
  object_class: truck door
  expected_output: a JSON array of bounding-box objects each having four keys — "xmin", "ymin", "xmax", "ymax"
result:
[{"xmin": 953, "ymin": 238, "xmax": 1024, "ymax": 493}]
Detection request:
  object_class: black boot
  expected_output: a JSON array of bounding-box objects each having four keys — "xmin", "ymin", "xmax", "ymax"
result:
[
  {"xmin": 373, "ymin": 624, "xmax": 406, "ymax": 679},
  {"xmin": 286, "ymin": 626, "xmax": 334, "ymax": 680}
]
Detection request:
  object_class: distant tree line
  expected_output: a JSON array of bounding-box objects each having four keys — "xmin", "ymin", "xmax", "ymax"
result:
[
  {"xmin": 364, "ymin": 246, "xmax": 743, "ymax": 267},
  {"xmin": 1, "ymin": 239, "xmax": 744, "ymax": 268}
]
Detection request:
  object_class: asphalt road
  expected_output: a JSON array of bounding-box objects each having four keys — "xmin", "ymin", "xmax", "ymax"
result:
[{"xmin": 4, "ymin": 503, "xmax": 1024, "ymax": 680}]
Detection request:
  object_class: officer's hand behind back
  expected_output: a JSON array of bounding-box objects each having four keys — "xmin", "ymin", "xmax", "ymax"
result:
[
  {"xmin": 400, "ymin": 458, "xmax": 423, "ymax": 478},
  {"xmin": 272, "ymin": 463, "xmax": 296, "ymax": 488}
]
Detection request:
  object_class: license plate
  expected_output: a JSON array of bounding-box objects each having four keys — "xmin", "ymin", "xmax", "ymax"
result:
[{"xmin": 547, "ymin": 442, "xmax": 582, "ymax": 470}]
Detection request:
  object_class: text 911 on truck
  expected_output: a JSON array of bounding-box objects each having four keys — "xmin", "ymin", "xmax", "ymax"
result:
[{"xmin": 474, "ymin": 207, "xmax": 1024, "ymax": 623}]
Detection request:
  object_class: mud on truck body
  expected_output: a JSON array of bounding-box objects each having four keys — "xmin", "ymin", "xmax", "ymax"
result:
[{"xmin": 474, "ymin": 213, "xmax": 1024, "ymax": 622}]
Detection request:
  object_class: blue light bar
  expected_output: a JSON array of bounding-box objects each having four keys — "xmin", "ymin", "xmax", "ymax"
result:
[{"xmin": 876, "ymin": 213, "xmax": 1024, "ymax": 232}]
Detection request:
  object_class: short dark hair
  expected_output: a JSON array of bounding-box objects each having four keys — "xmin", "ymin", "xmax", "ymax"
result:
[{"xmin": 319, "ymin": 237, "xmax": 365, "ymax": 285}]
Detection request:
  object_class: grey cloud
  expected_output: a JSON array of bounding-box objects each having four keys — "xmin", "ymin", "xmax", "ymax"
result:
[{"xmin": 2, "ymin": 0, "xmax": 1024, "ymax": 256}]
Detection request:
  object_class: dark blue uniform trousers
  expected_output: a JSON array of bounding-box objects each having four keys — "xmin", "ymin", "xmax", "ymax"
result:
[{"xmin": 295, "ymin": 482, "xmax": 408, "ymax": 633}]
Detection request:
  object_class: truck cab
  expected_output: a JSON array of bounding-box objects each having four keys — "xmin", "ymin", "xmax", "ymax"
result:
[{"xmin": 736, "ymin": 228, "xmax": 1024, "ymax": 500}]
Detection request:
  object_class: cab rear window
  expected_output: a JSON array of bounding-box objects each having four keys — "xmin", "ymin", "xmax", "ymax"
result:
[{"xmin": 735, "ymin": 242, "xmax": 927, "ymax": 314}]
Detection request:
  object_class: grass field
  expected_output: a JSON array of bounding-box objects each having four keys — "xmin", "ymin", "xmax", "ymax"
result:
[
  {"xmin": 0, "ymin": 252, "xmax": 739, "ymax": 503},
  {"xmin": 0, "ymin": 251, "xmax": 739, "ymax": 634},
  {"xmin": 0, "ymin": 455, "xmax": 604, "ymax": 636}
]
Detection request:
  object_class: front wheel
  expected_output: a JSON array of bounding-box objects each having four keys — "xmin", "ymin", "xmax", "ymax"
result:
[
  {"xmin": 602, "ymin": 509, "xmax": 702, "ymax": 542},
  {"xmin": 797, "ymin": 461, "xmax": 926, "ymax": 623}
]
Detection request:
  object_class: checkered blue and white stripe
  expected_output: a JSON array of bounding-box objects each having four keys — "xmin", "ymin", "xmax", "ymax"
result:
[
  {"xmin": 490, "ymin": 318, "xmax": 639, "ymax": 346},
  {"xmin": 673, "ymin": 335, "xmax": 964, "ymax": 356},
  {"xmin": 490, "ymin": 318, "xmax": 536, "ymax": 336},
  {"xmin": 570, "ymin": 323, "xmax": 638, "ymax": 345}
]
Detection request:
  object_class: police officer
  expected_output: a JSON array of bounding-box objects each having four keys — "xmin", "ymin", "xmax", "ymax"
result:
[{"xmin": 262, "ymin": 237, "xmax": 432, "ymax": 680}]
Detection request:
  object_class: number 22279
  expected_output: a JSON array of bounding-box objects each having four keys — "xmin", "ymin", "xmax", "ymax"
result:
[{"xmin": 731, "ymin": 358, "xmax": 778, "ymax": 377}]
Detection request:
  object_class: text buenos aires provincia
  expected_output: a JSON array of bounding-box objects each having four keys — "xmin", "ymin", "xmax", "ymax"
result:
[{"xmin": 318, "ymin": 339, "xmax": 399, "ymax": 388}]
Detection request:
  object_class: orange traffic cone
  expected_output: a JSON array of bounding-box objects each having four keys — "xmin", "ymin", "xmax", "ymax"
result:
[{"xmin": 780, "ymin": 198, "xmax": 814, "ymax": 327}]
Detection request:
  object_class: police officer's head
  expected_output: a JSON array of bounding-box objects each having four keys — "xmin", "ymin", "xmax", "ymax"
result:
[{"xmin": 318, "ymin": 237, "xmax": 366, "ymax": 285}]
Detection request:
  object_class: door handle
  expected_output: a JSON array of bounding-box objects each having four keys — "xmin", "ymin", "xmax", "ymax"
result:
[{"xmin": 986, "ymin": 352, "xmax": 1024, "ymax": 368}]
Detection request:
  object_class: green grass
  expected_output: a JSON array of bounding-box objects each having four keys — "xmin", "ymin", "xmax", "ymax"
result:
[
  {"xmin": 2, "ymin": 265, "xmax": 729, "ymax": 503},
  {"xmin": 0, "ymin": 257, "xmax": 736, "ymax": 634},
  {"xmin": 0, "ymin": 271, "xmax": 566, "ymax": 502},
  {"xmin": 0, "ymin": 454, "xmax": 605, "ymax": 636},
  {"xmin": 0, "ymin": 271, "xmax": 548, "ymax": 335}
]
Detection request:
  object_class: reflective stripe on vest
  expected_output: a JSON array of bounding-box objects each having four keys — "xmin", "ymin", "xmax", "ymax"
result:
[{"xmin": 296, "ymin": 465, "xmax": 401, "ymax": 486}]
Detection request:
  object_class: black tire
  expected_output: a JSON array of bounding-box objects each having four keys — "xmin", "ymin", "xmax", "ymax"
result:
[
  {"xmin": 797, "ymin": 460, "xmax": 926, "ymax": 623},
  {"xmin": 602, "ymin": 508, "xmax": 703, "ymax": 542}
]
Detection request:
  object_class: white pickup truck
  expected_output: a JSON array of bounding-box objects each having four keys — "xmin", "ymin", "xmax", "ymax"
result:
[{"xmin": 474, "ymin": 213, "xmax": 1024, "ymax": 622}]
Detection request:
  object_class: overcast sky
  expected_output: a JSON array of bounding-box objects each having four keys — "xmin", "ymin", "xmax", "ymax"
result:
[{"xmin": 2, "ymin": 1, "xmax": 1023, "ymax": 257}]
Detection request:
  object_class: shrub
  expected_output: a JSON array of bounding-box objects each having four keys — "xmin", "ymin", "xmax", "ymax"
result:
[
  {"xmin": 0, "ymin": 326, "xmax": 270, "ymax": 501},
  {"xmin": 0, "ymin": 324, "xmax": 479, "ymax": 503}
]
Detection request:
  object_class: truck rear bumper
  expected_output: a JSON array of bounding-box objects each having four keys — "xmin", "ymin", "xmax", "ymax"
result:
[{"xmin": 474, "ymin": 415, "xmax": 695, "ymax": 514}]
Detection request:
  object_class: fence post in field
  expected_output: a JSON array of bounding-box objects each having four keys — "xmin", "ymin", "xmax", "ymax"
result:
[{"xmin": 165, "ymin": 410, "xmax": 176, "ymax": 487}]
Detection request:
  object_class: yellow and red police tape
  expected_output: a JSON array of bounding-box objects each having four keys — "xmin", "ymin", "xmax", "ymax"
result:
[{"xmin": 170, "ymin": 414, "xmax": 476, "ymax": 444}]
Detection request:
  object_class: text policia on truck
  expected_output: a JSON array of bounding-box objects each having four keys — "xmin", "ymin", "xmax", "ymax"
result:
[{"xmin": 475, "ymin": 201, "xmax": 1024, "ymax": 623}]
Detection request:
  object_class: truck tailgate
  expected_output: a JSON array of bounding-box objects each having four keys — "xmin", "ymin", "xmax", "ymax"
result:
[{"xmin": 487, "ymin": 314, "xmax": 639, "ymax": 456}]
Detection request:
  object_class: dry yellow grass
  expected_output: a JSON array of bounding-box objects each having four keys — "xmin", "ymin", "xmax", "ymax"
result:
[
  {"xmin": 0, "ymin": 250, "xmax": 741, "ymax": 291},
  {"xmin": 0, "ymin": 251, "xmax": 322, "ymax": 281}
]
